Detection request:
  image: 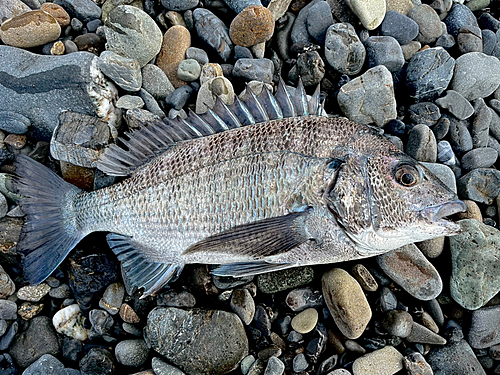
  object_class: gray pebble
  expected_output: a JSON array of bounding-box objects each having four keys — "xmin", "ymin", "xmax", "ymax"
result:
[
  {"xmin": 482, "ymin": 29, "xmax": 496, "ymax": 54},
  {"xmin": 276, "ymin": 12, "xmax": 295, "ymax": 61},
  {"xmin": 49, "ymin": 284, "xmax": 72, "ymax": 299},
  {"xmin": 457, "ymin": 25, "xmax": 483, "ymax": 54},
  {"xmin": 86, "ymin": 19, "xmax": 102, "ymax": 33},
  {"xmin": 401, "ymin": 41, "xmax": 422, "ymax": 61},
  {"xmin": 0, "ymin": 319, "xmax": 7, "ymax": 337},
  {"xmin": 142, "ymin": 64, "xmax": 175, "ymax": 100},
  {"xmin": 230, "ymin": 288, "xmax": 255, "ymax": 325},
  {"xmin": 461, "ymin": 148, "xmax": 498, "ymax": 171},
  {"xmin": 408, "ymin": 4, "xmax": 444, "ymax": 44},
  {"xmin": 186, "ymin": 47, "xmax": 209, "ymax": 65},
  {"xmin": 97, "ymin": 51, "xmax": 142, "ymax": 92},
  {"xmin": 264, "ymin": 356, "xmax": 285, "ymax": 375},
  {"xmin": 116, "ymin": 95, "xmax": 144, "ymax": 109},
  {"xmin": 471, "ymin": 99, "xmax": 492, "ymax": 148},
  {"xmin": 222, "ymin": 0, "xmax": 261, "ymax": 14},
  {"xmin": 139, "ymin": 88, "xmax": 166, "ymax": 118},
  {"xmin": 0, "ymin": 194, "xmax": 6, "ymax": 220},
  {"xmin": 193, "ymin": 8, "xmax": 232, "ymax": 62},
  {"xmin": 435, "ymin": 33, "xmax": 456, "ymax": 49},
  {"xmin": 115, "ymin": 339, "xmax": 149, "ymax": 367},
  {"xmin": 406, "ymin": 124, "xmax": 437, "ymax": 162},
  {"xmin": 421, "ymin": 162, "xmax": 457, "ymax": 193},
  {"xmin": 403, "ymin": 352, "xmax": 433, "ymax": 375},
  {"xmin": 233, "ymin": 58, "xmax": 274, "ymax": 83},
  {"xmin": 0, "ymin": 111, "xmax": 30, "ymax": 134},
  {"xmin": 324, "ymin": 22, "xmax": 365, "ymax": 75},
  {"xmin": 0, "ymin": 300, "xmax": 16, "ymax": 320},
  {"xmin": 152, "ymin": 356, "xmax": 186, "ymax": 375},
  {"xmin": 293, "ymin": 353, "xmax": 308, "ymax": 372},
  {"xmin": 177, "ymin": 59, "xmax": 201, "ymax": 82},
  {"xmin": 406, "ymin": 47, "xmax": 455, "ymax": 101},
  {"xmin": 468, "ymin": 305, "xmax": 500, "ymax": 349},
  {"xmin": 408, "ymin": 102, "xmax": 440, "ymax": 126},
  {"xmin": 165, "ymin": 85, "xmax": 193, "ymax": 110},
  {"xmin": 435, "ymin": 90, "xmax": 474, "ymax": 120},
  {"xmin": 63, "ymin": 39, "xmax": 78, "ymax": 54},
  {"xmin": 488, "ymin": 136, "xmax": 500, "ymax": 157},
  {"xmin": 457, "ymin": 169, "xmax": 500, "ymax": 204},
  {"xmin": 406, "ymin": 321, "xmax": 447, "ymax": 345},
  {"xmin": 381, "ymin": 10, "xmax": 419, "ymax": 45},
  {"xmin": 161, "ymin": 0, "xmax": 198, "ymax": 11},
  {"xmin": 365, "ymin": 36, "xmax": 404, "ymax": 73},
  {"xmin": 381, "ymin": 310, "xmax": 413, "ymax": 338},
  {"xmin": 71, "ymin": 17, "xmax": 83, "ymax": 31},
  {"xmin": 89, "ymin": 309, "xmax": 113, "ymax": 338},
  {"xmin": 288, "ymin": 330, "xmax": 303, "ymax": 343},
  {"xmin": 306, "ymin": 0, "xmax": 334, "ymax": 44},
  {"xmin": 22, "ymin": 354, "xmax": 65, "ymax": 375},
  {"xmin": 285, "ymin": 287, "xmax": 324, "ymax": 312},
  {"xmin": 478, "ymin": 13, "xmax": 500, "ymax": 32},
  {"xmin": 0, "ymin": 321, "xmax": 17, "ymax": 350},
  {"xmin": 377, "ymin": 287, "xmax": 398, "ymax": 313},
  {"xmin": 122, "ymin": 322, "xmax": 142, "ymax": 336},
  {"xmin": 54, "ymin": 0, "xmax": 101, "ymax": 22},
  {"xmin": 444, "ymin": 3, "xmax": 479, "ymax": 36},
  {"xmin": 99, "ymin": 282, "xmax": 124, "ymax": 315},
  {"xmin": 235, "ymin": 45, "xmax": 253, "ymax": 59},
  {"xmin": 447, "ymin": 114, "xmax": 473, "ymax": 154},
  {"xmin": 157, "ymin": 289, "xmax": 196, "ymax": 308},
  {"xmin": 290, "ymin": 0, "xmax": 320, "ymax": 44},
  {"xmin": 427, "ymin": 335, "xmax": 486, "ymax": 374}
]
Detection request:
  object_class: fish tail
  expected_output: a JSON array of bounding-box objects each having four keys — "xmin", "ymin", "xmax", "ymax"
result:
[{"xmin": 13, "ymin": 155, "xmax": 85, "ymax": 284}]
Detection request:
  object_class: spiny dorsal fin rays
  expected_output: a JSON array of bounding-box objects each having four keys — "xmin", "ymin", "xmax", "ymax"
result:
[{"xmin": 98, "ymin": 78, "xmax": 326, "ymax": 177}]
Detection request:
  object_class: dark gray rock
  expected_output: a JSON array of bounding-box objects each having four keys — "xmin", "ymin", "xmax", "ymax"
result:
[
  {"xmin": 0, "ymin": 300, "xmax": 16, "ymax": 320},
  {"xmin": 446, "ymin": 114, "xmax": 473, "ymax": 154},
  {"xmin": 408, "ymin": 102, "xmax": 440, "ymax": 126},
  {"xmin": 444, "ymin": 3, "xmax": 479, "ymax": 37},
  {"xmin": 97, "ymin": 51, "xmax": 142, "ymax": 92},
  {"xmin": 293, "ymin": 353, "xmax": 308, "ymax": 373},
  {"xmin": 165, "ymin": 85, "xmax": 193, "ymax": 110},
  {"xmin": 9, "ymin": 317, "xmax": 61, "ymax": 369},
  {"xmin": 115, "ymin": 340, "xmax": 149, "ymax": 367},
  {"xmin": 54, "ymin": 0, "xmax": 101, "ymax": 22},
  {"xmin": 0, "ymin": 111, "xmax": 30, "ymax": 134},
  {"xmin": 478, "ymin": 13, "xmax": 500, "ymax": 32},
  {"xmin": 89, "ymin": 309, "xmax": 113, "ymax": 338},
  {"xmin": 461, "ymin": 148, "xmax": 498, "ymax": 171},
  {"xmin": 22, "ymin": 354, "xmax": 64, "ymax": 375},
  {"xmin": 306, "ymin": 0, "xmax": 334, "ymax": 44},
  {"xmin": 161, "ymin": 0, "xmax": 197, "ymax": 11},
  {"xmin": 435, "ymin": 33, "xmax": 456, "ymax": 50},
  {"xmin": 435, "ymin": 90, "xmax": 474, "ymax": 120},
  {"xmin": 62, "ymin": 337, "xmax": 83, "ymax": 362},
  {"xmin": 289, "ymin": 51, "xmax": 325, "ymax": 87},
  {"xmin": 79, "ymin": 348, "xmax": 116, "ymax": 375},
  {"xmin": 193, "ymin": 8, "xmax": 233, "ymax": 62},
  {"xmin": 324, "ymin": 22, "xmax": 365, "ymax": 75},
  {"xmin": 457, "ymin": 25, "xmax": 483, "ymax": 54},
  {"xmin": 185, "ymin": 47, "xmax": 209, "ymax": 65},
  {"xmin": 157, "ymin": 289, "xmax": 196, "ymax": 308},
  {"xmin": 468, "ymin": 305, "xmax": 500, "ymax": 349},
  {"xmin": 0, "ymin": 353, "xmax": 17, "ymax": 375},
  {"xmin": 427, "ymin": 337, "xmax": 486, "ymax": 374},
  {"xmin": 457, "ymin": 169, "xmax": 500, "ymax": 204},
  {"xmin": 145, "ymin": 307, "xmax": 249, "ymax": 375},
  {"xmin": 230, "ymin": 288, "xmax": 255, "ymax": 325},
  {"xmin": 232, "ymin": 58, "xmax": 274, "ymax": 83},
  {"xmin": 376, "ymin": 287, "xmax": 398, "ymax": 313},
  {"xmin": 408, "ymin": 4, "xmax": 444, "ymax": 44},
  {"xmin": 141, "ymin": 64, "xmax": 174, "ymax": 101},
  {"xmin": 234, "ymin": 45, "xmax": 253, "ymax": 60},
  {"xmin": 406, "ymin": 124, "xmax": 437, "ymax": 162},
  {"xmin": 86, "ymin": 19, "xmax": 102, "ymax": 33},
  {"xmin": 381, "ymin": 10, "xmax": 419, "ymax": 45},
  {"xmin": 482, "ymin": 29, "xmax": 496, "ymax": 55},
  {"xmin": 0, "ymin": 321, "xmax": 17, "ymax": 351},
  {"xmin": 0, "ymin": 46, "xmax": 119, "ymax": 141},
  {"xmin": 471, "ymin": 100, "xmax": 492, "ymax": 148},
  {"xmin": 152, "ymin": 357, "xmax": 186, "ymax": 375},
  {"xmin": 290, "ymin": 0, "xmax": 321, "ymax": 44},
  {"xmin": 139, "ymin": 88, "xmax": 166, "ymax": 119},
  {"xmin": 98, "ymin": 282, "xmax": 124, "ymax": 316},
  {"xmin": 365, "ymin": 36, "xmax": 404, "ymax": 73},
  {"xmin": 406, "ymin": 47, "xmax": 455, "ymax": 101}
]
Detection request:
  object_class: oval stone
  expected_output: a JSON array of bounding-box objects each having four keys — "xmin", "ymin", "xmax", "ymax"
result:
[
  {"xmin": 156, "ymin": 25, "xmax": 191, "ymax": 89},
  {"xmin": 0, "ymin": 10, "xmax": 61, "ymax": 48},
  {"xmin": 40, "ymin": 3, "xmax": 70, "ymax": 27},
  {"xmin": 229, "ymin": 5, "xmax": 274, "ymax": 47}
]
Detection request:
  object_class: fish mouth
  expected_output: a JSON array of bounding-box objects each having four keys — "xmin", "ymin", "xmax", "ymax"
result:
[{"xmin": 418, "ymin": 200, "xmax": 467, "ymax": 232}]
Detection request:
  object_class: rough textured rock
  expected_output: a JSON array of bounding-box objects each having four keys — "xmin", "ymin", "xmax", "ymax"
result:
[
  {"xmin": 324, "ymin": 22, "xmax": 365, "ymax": 75},
  {"xmin": 229, "ymin": 5, "xmax": 274, "ymax": 47},
  {"xmin": 352, "ymin": 346, "xmax": 404, "ymax": 375},
  {"xmin": 145, "ymin": 307, "xmax": 249, "ymax": 375}
]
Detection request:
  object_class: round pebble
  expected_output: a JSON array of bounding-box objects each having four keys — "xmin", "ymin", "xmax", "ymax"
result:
[
  {"xmin": 382, "ymin": 310, "xmax": 413, "ymax": 338},
  {"xmin": 290, "ymin": 308, "xmax": 318, "ymax": 334},
  {"xmin": 229, "ymin": 5, "xmax": 274, "ymax": 47},
  {"xmin": 408, "ymin": 4, "xmax": 443, "ymax": 44},
  {"xmin": 381, "ymin": 10, "xmax": 419, "ymax": 45},
  {"xmin": 177, "ymin": 59, "xmax": 201, "ymax": 82},
  {"xmin": 365, "ymin": 36, "xmax": 404, "ymax": 73},
  {"xmin": 324, "ymin": 22, "xmax": 365, "ymax": 76},
  {"xmin": 461, "ymin": 147, "xmax": 498, "ymax": 171},
  {"xmin": 161, "ymin": 0, "xmax": 197, "ymax": 11},
  {"xmin": 116, "ymin": 95, "xmax": 144, "ymax": 109},
  {"xmin": 444, "ymin": 3, "xmax": 479, "ymax": 37},
  {"xmin": 306, "ymin": 0, "xmax": 334, "ymax": 44},
  {"xmin": 406, "ymin": 124, "xmax": 437, "ymax": 162},
  {"xmin": 230, "ymin": 288, "xmax": 255, "ymax": 325},
  {"xmin": 115, "ymin": 339, "xmax": 149, "ymax": 367},
  {"xmin": 193, "ymin": 8, "xmax": 232, "ymax": 62},
  {"xmin": 352, "ymin": 346, "xmax": 404, "ymax": 375},
  {"xmin": 351, "ymin": 264, "xmax": 378, "ymax": 292}
]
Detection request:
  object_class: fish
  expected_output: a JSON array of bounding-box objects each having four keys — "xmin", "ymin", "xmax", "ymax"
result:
[{"xmin": 13, "ymin": 79, "xmax": 467, "ymax": 297}]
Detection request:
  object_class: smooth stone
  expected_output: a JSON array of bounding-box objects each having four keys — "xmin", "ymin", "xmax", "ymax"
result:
[
  {"xmin": 406, "ymin": 321, "xmax": 447, "ymax": 344},
  {"xmin": 461, "ymin": 148, "xmax": 498, "ymax": 171},
  {"xmin": 222, "ymin": 0, "xmax": 261, "ymax": 14},
  {"xmin": 115, "ymin": 339, "xmax": 149, "ymax": 367},
  {"xmin": 365, "ymin": 36, "xmax": 404, "ymax": 73},
  {"xmin": 10, "ymin": 316, "xmax": 61, "ymax": 368},
  {"xmin": 386, "ymin": 0, "xmax": 414, "ymax": 15},
  {"xmin": 408, "ymin": 102, "xmax": 440, "ymax": 126},
  {"xmin": 0, "ymin": 10, "xmax": 60, "ymax": 48},
  {"xmin": 99, "ymin": 282, "xmax": 124, "ymax": 315},
  {"xmin": 79, "ymin": 347, "xmax": 116, "ymax": 375},
  {"xmin": 230, "ymin": 288, "xmax": 255, "ymax": 325},
  {"xmin": 401, "ymin": 40, "xmax": 421, "ymax": 61},
  {"xmin": 165, "ymin": 85, "xmax": 192, "ymax": 110},
  {"xmin": 141, "ymin": 64, "xmax": 175, "ymax": 100},
  {"xmin": 100, "ymin": 0, "xmax": 143, "ymax": 22},
  {"xmin": 256, "ymin": 267, "xmax": 313, "ymax": 294},
  {"xmin": 0, "ymin": 321, "xmax": 17, "ymax": 350},
  {"xmin": 449, "ymin": 219, "xmax": 500, "ymax": 309},
  {"xmin": 0, "ymin": 0, "xmax": 31, "ymax": 23},
  {"xmin": 435, "ymin": 33, "xmax": 456, "ymax": 49},
  {"xmin": 285, "ymin": 287, "xmax": 324, "ymax": 312},
  {"xmin": 445, "ymin": 114, "xmax": 473, "ymax": 154},
  {"xmin": 22, "ymin": 354, "xmax": 64, "ymax": 375},
  {"xmin": 104, "ymin": 5, "xmax": 162, "ymax": 67},
  {"xmin": 381, "ymin": 10, "xmax": 419, "ymax": 45},
  {"xmin": 157, "ymin": 289, "xmax": 196, "ymax": 308},
  {"xmin": 97, "ymin": 51, "xmax": 142, "ymax": 91},
  {"xmin": 468, "ymin": 305, "xmax": 500, "ymax": 348},
  {"xmin": 406, "ymin": 47, "xmax": 455, "ymax": 101},
  {"xmin": 0, "ymin": 111, "xmax": 30, "ymax": 135},
  {"xmin": 306, "ymin": 0, "xmax": 334, "ymax": 44},
  {"xmin": 234, "ymin": 45, "xmax": 253, "ymax": 59},
  {"xmin": 420, "ymin": 161, "xmax": 456, "ymax": 191},
  {"xmin": 199, "ymin": 63, "xmax": 224, "ymax": 86},
  {"xmin": 161, "ymin": 0, "xmax": 197, "ymax": 11},
  {"xmin": 290, "ymin": 308, "xmax": 318, "ymax": 334},
  {"xmin": 321, "ymin": 268, "xmax": 372, "ymax": 339},
  {"xmin": 195, "ymin": 76, "xmax": 234, "ymax": 114},
  {"xmin": 444, "ymin": 3, "xmax": 478, "ymax": 36},
  {"xmin": 152, "ymin": 357, "xmax": 186, "ymax": 375},
  {"xmin": 451, "ymin": 52, "xmax": 500, "ymax": 101},
  {"xmin": 115, "ymin": 95, "xmax": 144, "ymax": 109},
  {"xmin": 229, "ymin": 5, "xmax": 274, "ymax": 47},
  {"xmin": 193, "ymin": 8, "xmax": 232, "ymax": 62},
  {"xmin": 177, "ymin": 59, "xmax": 201, "ymax": 82},
  {"xmin": 0, "ymin": 266, "xmax": 14, "ymax": 299},
  {"xmin": 139, "ymin": 88, "xmax": 166, "ymax": 118},
  {"xmin": 427, "ymin": 337, "xmax": 486, "ymax": 374},
  {"xmin": 344, "ymin": 0, "xmax": 385, "ymax": 30},
  {"xmin": 351, "ymin": 264, "xmax": 378, "ymax": 292},
  {"xmin": 436, "ymin": 90, "xmax": 474, "ymax": 120},
  {"xmin": 145, "ymin": 307, "xmax": 249, "ymax": 375},
  {"xmin": 185, "ymin": 47, "xmax": 209, "ymax": 65},
  {"xmin": 232, "ymin": 58, "xmax": 274, "ymax": 83},
  {"xmin": 472, "ymin": 99, "xmax": 491, "ymax": 148},
  {"xmin": 432, "ymin": 117, "xmax": 450, "ymax": 140},
  {"xmin": 352, "ymin": 346, "xmax": 404, "ymax": 375},
  {"xmin": 49, "ymin": 284, "xmax": 71, "ymax": 299},
  {"xmin": 406, "ymin": 124, "xmax": 437, "ymax": 162},
  {"xmin": 40, "ymin": 3, "xmax": 70, "ymax": 26},
  {"xmin": 52, "ymin": 304, "xmax": 89, "ymax": 340},
  {"xmin": 482, "ymin": 29, "xmax": 496, "ymax": 54},
  {"xmin": 73, "ymin": 33, "xmax": 105, "ymax": 54},
  {"xmin": 408, "ymin": 4, "xmax": 443, "ymax": 44},
  {"xmin": 156, "ymin": 25, "xmax": 191, "ymax": 89},
  {"xmin": 457, "ymin": 169, "xmax": 500, "ymax": 204},
  {"xmin": 403, "ymin": 352, "xmax": 433, "ymax": 375},
  {"xmin": 457, "ymin": 25, "xmax": 483, "ymax": 54},
  {"xmin": 424, "ymin": 299, "xmax": 445, "ymax": 327},
  {"xmin": 54, "ymin": 0, "xmax": 101, "ymax": 22},
  {"xmin": 293, "ymin": 353, "xmax": 308, "ymax": 372},
  {"xmin": 290, "ymin": 0, "xmax": 320, "ymax": 44},
  {"xmin": 264, "ymin": 356, "xmax": 285, "ymax": 375},
  {"xmin": 17, "ymin": 284, "xmax": 50, "ymax": 302},
  {"xmin": 324, "ymin": 22, "xmax": 365, "ymax": 76},
  {"xmin": 337, "ymin": 65, "xmax": 396, "ymax": 127},
  {"xmin": 0, "ymin": 300, "xmax": 16, "ymax": 320},
  {"xmin": 377, "ymin": 244, "xmax": 442, "ymax": 301},
  {"xmin": 382, "ymin": 310, "xmax": 413, "ymax": 338}
]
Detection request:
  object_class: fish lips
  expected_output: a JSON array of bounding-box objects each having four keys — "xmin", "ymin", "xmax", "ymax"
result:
[{"xmin": 418, "ymin": 200, "xmax": 467, "ymax": 235}]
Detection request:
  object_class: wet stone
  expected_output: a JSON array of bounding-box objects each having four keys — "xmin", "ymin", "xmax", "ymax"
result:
[
  {"xmin": 97, "ymin": 51, "xmax": 142, "ymax": 92},
  {"xmin": 381, "ymin": 10, "xmax": 419, "ymax": 45},
  {"xmin": 115, "ymin": 339, "xmax": 149, "ymax": 367},
  {"xmin": 293, "ymin": 353, "xmax": 308, "ymax": 372},
  {"xmin": 408, "ymin": 102, "xmax": 441, "ymax": 126},
  {"xmin": 382, "ymin": 310, "xmax": 413, "ymax": 338},
  {"xmin": 352, "ymin": 346, "xmax": 404, "ymax": 375},
  {"xmin": 289, "ymin": 50, "xmax": 325, "ymax": 86},
  {"xmin": 152, "ymin": 357, "xmax": 186, "ymax": 375},
  {"xmin": 457, "ymin": 168, "xmax": 500, "ymax": 204},
  {"xmin": 89, "ymin": 309, "xmax": 113, "ymax": 338},
  {"xmin": 436, "ymin": 90, "xmax": 474, "ymax": 120},
  {"xmin": 365, "ymin": 36, "xmax": 405, "ymax": 73},
  {"xmin": 461, "ymin": 148, "xmax": 498, "ymax": 171},
  {"xmin": 230, "ymin": 288, "xmax": 255, "ymax": 325},
  {"xmin": 449, "ymin": 219, "xmax": 500, "ymax": 310},
  {"xmin": 324, "ymin": 22, "xmax": 365, "ymax": 76},
  {"xmin": 257, "ymin": 266, "xmax": 314, "ymax": 294},
  {"xmin": 377, "ymin": 244, "xmax": 442, "ymax": 301},
  {"xmin": 79, "ymin": 347, "xmax": 116, "ymax": 375},
  {"xmin": 0, "ymin": 321, "xmax": 17, "ymax": 351},
  {"xmin": 193, "ymin": 8, "xmax": 232, "ymax": 62}
]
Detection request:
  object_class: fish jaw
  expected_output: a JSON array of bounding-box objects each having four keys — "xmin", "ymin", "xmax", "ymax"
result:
[{"xmin": 417, "ymin": 199, "xmax": 467, "ymax": 236}]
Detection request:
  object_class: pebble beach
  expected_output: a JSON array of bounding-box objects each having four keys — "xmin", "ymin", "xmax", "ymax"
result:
[{"xmin": 1, "ymin": 0, "xmax": 500, "ymax": 374}]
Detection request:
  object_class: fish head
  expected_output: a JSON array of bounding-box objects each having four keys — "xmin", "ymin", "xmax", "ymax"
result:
[{"xmin": 324, "ymin": 150, "xmax": 466, "ymax": 254}]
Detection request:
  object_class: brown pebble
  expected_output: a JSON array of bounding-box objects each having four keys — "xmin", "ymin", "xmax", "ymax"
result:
[
  {"xmin": 74, "ymin": 33, "xmax": 105, "ymax": 55},
  {"xmin": 229, "ymin": 5, "xmax": 274, "ymax": 47},
  {"xmin": 0, "ymin": 10, "xmax": 61, "ymax": 48},
  {"xmin": 4, "ymin": 134, "xmax": 26, "ymax": 150},
  {"xmin": 51, "ymin": 40, "xmax": 65, "ymax": 55},
  {"xmin": 40, "ymin": 3, "xmax": 70, "ymax": 27},
  {"xmin": 351, "ymin": 264, "xmax": 378, "ymax": 292},
  {"xmin": 60, "ymin": 161, "xmax": 94, "ymax": 190},
  {"xmin": 457, "ymin": 199, "xmax": 483, "ymax": 221},
  {"xmin": 156, "ymin": 25, "xmax": 191, "ymax": 89},
  {"xmin": 119, "ymin": 303, "xmax": 140, "ymax": 323},
  {"xmin": 165, "ymin": 10, "xmax": 186, "ymax": 27}
]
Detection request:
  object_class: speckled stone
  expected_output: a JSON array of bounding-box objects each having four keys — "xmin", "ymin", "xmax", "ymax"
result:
[
  {"xmin": 468, "ymin": 305, "xmax": 500, "ymax": 349},
  {"xmin": 322, "ymin": 268, "xmax": 372, "ymax": 339},
  {"xmin": 40, "ymin": 3, "xmax": 70, "ymax": 26},
  {"xmin": 257, "ymin": 266, "xmax": 314, "ymax": 294},
  {"xmin": 427, "ymin": 335, "xmax": 486, "ymax": 374},
  {"xmin": 0, "ymin": 10, "xmax": 61, "ymax": 48},
  {"xmin": 352, "ymin": 346, "xmax": 404, "ymax": 375},
  {"xmin": 17, "ymin": 284, "xmax": 51, "ymax": 302},
  {"xmin": 156, "ymin": 25, "xmax": 191, "ymax": 89},
  {"xmin": 444, "ymin": 3, "xmax": 479, "ymax": 36},
  {"xmin": 232, "ymin": 58, "xmax": 274, "ymax": 83},
  {"xmin": 115, "ymin": 339, "xmax": 149, "ymax": 367},
  {"xmin": 230, "ymin": 289, "xmax": 255, "ymax": 325},
  {"xmin": 141, "ymin": 64, "xmax": 175, "ymax": 100},
  {"xmin": 381, "ymin": 10, "xmax": 419, "ymax": 45},
  {"xmin": 229, "ymin": 5, "xmax": 274, "ymax": 47}
]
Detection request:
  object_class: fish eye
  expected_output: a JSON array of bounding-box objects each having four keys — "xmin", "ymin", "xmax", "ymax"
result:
[{"xmin": 394, "ymin": 164, "xmax": 421, "ymax": 187}]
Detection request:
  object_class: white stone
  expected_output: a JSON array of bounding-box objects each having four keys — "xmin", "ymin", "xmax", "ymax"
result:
[{"xmin": 52, "ymin": 304, "xmax": 89, "ymax": 341}]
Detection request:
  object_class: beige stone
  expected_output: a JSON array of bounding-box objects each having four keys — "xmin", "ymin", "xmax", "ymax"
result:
[
  {"xmin": 156, "ymin": 25, "xmax": 191, "ymax": 89},
  {"xmin": 40, "ymin": 2, "xmax": 70, "ymax": 27}
]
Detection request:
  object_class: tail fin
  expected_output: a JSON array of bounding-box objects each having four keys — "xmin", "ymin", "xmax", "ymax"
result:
[{"xmin": 13, "ymin": 155, "xmax": 84, "ymax": 284}]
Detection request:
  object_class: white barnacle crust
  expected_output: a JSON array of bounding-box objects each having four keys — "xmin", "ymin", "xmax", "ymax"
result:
[
  {"xmin": 88, "ymin": 57, "xmax": 122, "ymax": 139},
  {"xmin": 52, "ymin": 304, "xmax": 89, "ymax": 341}
]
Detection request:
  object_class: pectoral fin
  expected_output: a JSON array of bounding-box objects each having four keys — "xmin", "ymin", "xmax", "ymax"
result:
[{"xmin": 182, "ymin": 210, "xmax": 313, "ymax": 258}]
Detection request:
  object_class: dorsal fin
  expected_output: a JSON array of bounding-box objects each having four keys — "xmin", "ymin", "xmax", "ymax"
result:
[{"xmin": 98, "ymin": 80, "xmax": 328, "ymax": 177}]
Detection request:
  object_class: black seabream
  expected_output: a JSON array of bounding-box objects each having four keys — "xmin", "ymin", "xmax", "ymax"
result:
[{"xmin": 13, "ymin": 80, "xmax": 466, "ymax": 297}]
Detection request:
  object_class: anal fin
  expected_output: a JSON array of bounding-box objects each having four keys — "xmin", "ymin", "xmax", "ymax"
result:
[{"xmin": 107, "ymin": 233, "xmax": 183, "ymax": 297}]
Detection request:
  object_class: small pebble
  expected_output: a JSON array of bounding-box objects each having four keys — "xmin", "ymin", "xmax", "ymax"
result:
[
  {"xmin": 40, "ymin": 3, "xmax": 70, "ymax": 27},
  {"xmin": 52, "ymin": 304, "xmax": 89, "ymax": 341},
  {"xmin": 408, "ymin": 102, "xmax": 441, "ymax": 126},
  {"xmin": 116, "ymin": 95, "xmax": 144, "ymax": 109},
  {"xmin": 177, "ymin": 59, "xmax": 201, "ymax": 82},
  {"xmin": 229, "ymin": 5, "xmax": 274, "ymax": 47},
  {"xmin": 324, "ymin": 22, "xmax": 365, "ymax": 76},
  {"xmin": 193, "ymin": 8, "xmax": 232, "ymax": 62},
  {"xmin": 408, "ymin": 4, "xmax": 443, "ymax": 44},
  {"xmin": 293, "ymin": 353, "xmax": 308, "ymax": 372},
  {"xmin": 435, "ymin": 90, "xmax": 474, "ymax": 120},
  {"xmin": 99, "ymin": 282, "xmax": 124, "ymax": 315},
  {"xmin": 230, "ymin": 288, "xmax": 255, "ymax": 325},
  {"xmin": 157, "ymin": 289, "xmax": 196, "ymax": 308},
  {"xmin": 264, "ymin": 356, "xmax": 284, "ymax": 375},
  {"xmin": 290, "ymin": 308, "xmax": 318, "ymax": 334},
  {"xmin": 352, "ymin": 346, "xmax": 404, "ymax": 375},
  {"xmin": 382, "ymin": 310, "xmax": 413, "ymax": 338},
  {"xmin": 115, "ymin": 339, "xmax": 149, "ymax": 367},
  {"xmin": 406, "ymin": 124, "xmax": 437, "ymax": 163},
  {"xmin": 351, "ymin": 264, "xmax": 378, "ymax": 292},
  {"xmin": 18, "ymin": 302, "xmax": 44, "ymax": 320},
  {"xmin": 461, "ymin": 147, "xmax": 498, "ymax": 171},
  {"xmin": 381, "ymin": 10, "xmax": 419, "ymax": 45},
  {"xmin": 365, "ymin": 36, "xmax": 405, "ymax": 73},
  {"xmin": 233, "ymin": 58, "xmax": 274, "ymax": 84},
  {"xmin": 285, "ymin": 287, "xmax": 324, "ymax": 312},
  {"xmin": 17, "ymin": 284, "xmax": 50, "ymax": 302},
  {"xmin": 406, "ymin": 321, "xmax": 447, "ymax": 345}
]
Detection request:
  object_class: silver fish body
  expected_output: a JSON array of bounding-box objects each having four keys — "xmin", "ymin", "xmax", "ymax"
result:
[{"xmin": 14, "ymin": 83, "xmax": 466, "ymax": 296}]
